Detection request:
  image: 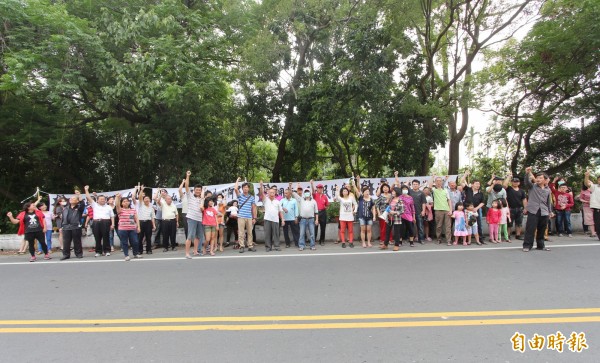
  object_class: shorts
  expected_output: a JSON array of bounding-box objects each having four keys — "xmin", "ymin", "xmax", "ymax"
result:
[
  {"xmin": 508, "ymin": 208, "xmax": 523, "ymax": 227},
  {"xmin": 203, "ymin": 225, "xmax": 216, "ymax": 233},
  {"xmin": 187, "ymin": 218, "xmax": 204, "ymax": 240},
  {"xmin": 359, "ymin": 218, "xmax": 373, "ymax": 226},
  {"xmin": 467, "ymin": 223, "xmax": 478, "ymax": 235}
]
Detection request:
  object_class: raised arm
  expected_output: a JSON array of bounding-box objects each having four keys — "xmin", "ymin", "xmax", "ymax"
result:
[
  {"xmin": 115, "ymin": 193, "xmax": 122, "ymax": 214},
  {"xmin": 83, "ymin": 185, "xmax": 95, "ymax": 205},
  {"xmin": 460, "ymin": 171, "xmax": 469, "ymax": 188},
  {"xmin": 524, "ymin": 167, "xmax": 534, "ymax": 188},
  {"xmin": 258, "ymin": 180, "xmax": 265, "ymax": 202},
  {"xmin": 6, "ymin": 211, "xmax": 19, "ymax": 225},
  {"xmin": 394, "ymin": 171, "xmax": 400, "ymax": 187},
  {"xmin": 310, "ymin": 179, "xmax": 315, "ymax": 195},
  {"xmin": 234, "ymin": 177, "xmax": 241, "ymax": 197},
  {"xmin": 503, "ymin": 172, "xmax": 512, "ymax": 188},
  {"xmin": 585, "ymin": 170, "xmax": 592, "ymax": 188},
  {"xmin": 139, "ymin": 184, "xmax": 145, "ymax": 204},
  {"xmin": 185, "ymin": 170, "xmax": 191, "ymax": 195},
  {"xmin": 179, "ymin": 179, "xmax": 186, "ymax": 199}
]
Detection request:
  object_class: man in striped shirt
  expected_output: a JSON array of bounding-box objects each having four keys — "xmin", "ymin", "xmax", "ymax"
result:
[
  {"xmin": 234, "ymin": 177, "xmax": 257, "ymax": 253},
  {"xmin": 184, "ymin": 170, "xmax": 205, "ymax": 258}
]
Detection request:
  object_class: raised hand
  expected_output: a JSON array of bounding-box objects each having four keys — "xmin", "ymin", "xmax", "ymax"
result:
[
  {"xmin": 7, "ymin": 211, "xmax": 13, "ymax": 218},
  {"xmin": 84, "ymin": 185, "xmax": 90, "ymax": 192}
]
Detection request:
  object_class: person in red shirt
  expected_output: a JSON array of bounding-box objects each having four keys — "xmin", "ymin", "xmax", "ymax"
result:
[
  {"xmin": 550, "ymin": 177, "xmax": 575, "ymax": 236},
  {"xmin": 7, "ymin": 202, "xmax": 51, "ymax": 262},
  {"xmin": 310, "ymin": 180, "xmax": 329, "ymax": 246},
  {"xmin": 486, "ymin": 200, "xmax": 502, "ymax": 244}
]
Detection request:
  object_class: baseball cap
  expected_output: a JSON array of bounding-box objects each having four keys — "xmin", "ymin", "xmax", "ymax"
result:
[
  {"xmin": 316, "ymin": 184, "xmax": 324, "ymax": 188},
  {"xmin": 380, "ymin": 178, "xmax": 388, "ymax": 183}
]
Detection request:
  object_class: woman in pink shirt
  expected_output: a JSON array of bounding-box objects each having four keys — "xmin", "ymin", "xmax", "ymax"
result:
[
  {"xmin": 399, "ymin": 185, "xmax": 416, "ymax": 247},
  {"xmin": 115, "ymin": 194, "xmax": 141, "ymax": 261},
  {"xmin": 201, "ymin": 197, "xmax": 220, "ymax": 257}
]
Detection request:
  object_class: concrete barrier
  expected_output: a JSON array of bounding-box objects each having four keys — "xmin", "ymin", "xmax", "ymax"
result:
[{"xmin": 0, "ymin": 213, "xmax": 590, "ymax": 250}]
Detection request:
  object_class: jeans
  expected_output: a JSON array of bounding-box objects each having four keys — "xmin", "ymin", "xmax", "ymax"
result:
[
  {"xmin": 556, "ymin": 210, "xmax": 572, "ymax": 234},
  {"xmin": 299, "ymin": 218, "xmax": 316, "ymax": 248},
  {"xmin": 282, "ymin": 220, "xmax": 300, "ymax": 247},
  {"xmin": 118, "ymin": 229, "xmax": 140, "ymax": 256},
  {"xmin": 414, "ymin": 214, "xmax": 425, "ymax": 241},
  {"xmin": 39, "ymin": 230, "xmax": 53, "ymax": 251}
]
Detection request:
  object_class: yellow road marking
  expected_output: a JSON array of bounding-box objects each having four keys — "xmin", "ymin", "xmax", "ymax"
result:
[
  {"xmin": 1, "ymin": 307, "xmax": 599, "ymax": 326},
  {"xmin": 1, "ymin": 316, "xmax": 600, "ymax": 333}
]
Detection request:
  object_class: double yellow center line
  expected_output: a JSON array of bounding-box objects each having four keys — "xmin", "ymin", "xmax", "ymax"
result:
[{"xmin": 1, "ymin": 308, "xmax": 599, "ymax": 333}]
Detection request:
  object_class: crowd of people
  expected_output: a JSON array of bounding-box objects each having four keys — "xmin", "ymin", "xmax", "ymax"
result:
[{"xmin": 6, "ymin": 169, "xmax": 600, "ymax": 262}]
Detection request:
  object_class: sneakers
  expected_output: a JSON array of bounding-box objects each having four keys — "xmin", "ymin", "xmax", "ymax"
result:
[
  {"xmin": 44, "ymin": 254, "xmax": 51, "ymax": 260},
  {"xmin": 134, "ymin": 255, "xmax": 143, "ymax": 259},
  {"xmin": 94, "ymin": 253, "xmax": 100, "ymax": 257},
  {"xmin": 342, "ymin": 243, "xmax": 346, "ymax": 248},
  {"xmin": 558, "ymin": 233, "xmax": 564, "ymax": 237},
  {"xmin": 349, "ymin": 243, "xmax": 354, "ymax": 248},
  {"xmin": 299, "ymin": 247, "xmax": 304, "ymax": 251},
  {"xmin": 310, "ymin": 246, "xmax": 316, "ymax": 250},
  {"xmin": 29, "ymin": 256, "xmax": 36, "ymax": 262},
  {"xmin": 105, "ymin": 252, "xmax": 111, "ymax": 256},
  {"xmin": 249, "ymin": 247, "xmax": 256, "ymax": 252},
  {"xmin": 239, "ymin": 247, "xmax": 245, "ymax": 253},
  {"xmin": 568, "ymin": 234, "xmax": 573, "ymax": 238},
  {"xmin": 125, "ymin": 256, "xmax": 130, "ymax": 261}
]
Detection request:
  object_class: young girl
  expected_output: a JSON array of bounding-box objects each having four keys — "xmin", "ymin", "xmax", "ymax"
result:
[
  {"xmin": 465, "ymin": 203, "xmax": 481, "ymax": 245},
  {"xmin": 115, "ymin": 194, "xmax": 142, "ymax": 261},
  {"xmin": 225, "ymin": 200, "xmax": 239, "ymax": 248},
  {"xmin": 335, "ymin": 185, "xmax": 358, "ymax": 248},
  {"xmin": 201, "ymin": 196, "xmax": 219, "ymax": 256},
  {"xmin": 7, "ymin": 203, "xmax": 51, "ymax": 262},
  {"xmin": 216, "ymin": 194, "xmax": 227, "ymax": 252},
  {"xmin": 499, "ymin": 198, "xmax": 512, "ymax": 243},
  {"xmin": 451, "ymin": 202, "xmax": 468, "ymax": 246},
  {"xmin": 486, "ymin": 200, "xmax": 502, "ymax": 243}
]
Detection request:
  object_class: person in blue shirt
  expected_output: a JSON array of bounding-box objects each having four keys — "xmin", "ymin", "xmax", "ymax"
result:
[{"xmin": 281, "ymin": 188, "xmax": 300, "ymax": 248}]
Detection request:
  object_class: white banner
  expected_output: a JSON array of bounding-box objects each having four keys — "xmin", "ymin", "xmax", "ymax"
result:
[
  {"xmin": 47, "ymin": 175, "xmax": 458, "ymax": 211},
  {"xmin": 49, "ymin": 188, "xmax": 137, "ymax": 214}
]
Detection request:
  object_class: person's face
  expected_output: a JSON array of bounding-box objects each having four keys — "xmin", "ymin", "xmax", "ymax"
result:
[
  {"xmin": 363, "ymin": 189, "xmax": 370, "ymax": 198},
  {"xmin": 208, "ymin": 200, "xmax": 214, "ymax": 207},
  {"xmin": 412, "ymin": 182, "xmax": 420, "ymax": 190},
  {"xmin": 341, "ymin": 188, "xmax": 349, "ymax": 197},
  {"xmin": 144, "ymin": 196, "xmax": 151, "ymax": 204},
  {"xmin": 69, "ymin": 196, "xmax": 79, "ymax": 205},
  {"xmin": 382, "ymin": 184, "xmax": 390, "ymax": 193},
  {"xmin": 512, "ymin": 180, "xmax": 520, "ymax": 188},
  {"xmin": 122, "ymin": 199, "xmax": 130, "ymax": 208},
  {"xmin": 97, "ymin": 196, "xmax": 106, "ymax": 205},
  {"xmin": 232, "ymin": 201, "xmax": 238, "ymax": 207},
  {"xmin": 268, "ymin": 188, "xmax": 276, "ymax": 198},
  {"xmin": 535, "ymin": 175, "xmax": 545, "ymax": 186},
  {"xmin": 27, "ymin": 204, "xmax": 36, "ymax": 213},
  {"xmin": 559, "ymin": 185, "xmax": 568, "ymax": 193},
  {"xmin": 165, "ymin": 196, "xmax": 173, "ymax": 204},
  {"xmin": 473, "ymin": 181, "xmax": 481, "ymax": 190},
  {"xmin": 317, "ymin": 186, "xmax": 324, "ymax": 194},
  {"xmin": 194, "ymin": 187, "xmax": 202, "ymax": 197},
  {"xmin": 494, "ymin": 179, "xmax": 502, "ymax": 185},
  {"xmin": 284, "ymin": 190, "xmax": 291, "ymax": 199},
  {"xmin": 242, "ymin": 185, "xmax": 250, "ymax": 194},
  {"xmin": 435, "ymin": 178, "xmax": 443, "ymax": 188},
  {"xmin": 449, "ymin": 182, "xmax": 456, "ymax": 190},
  {"xmin": 423, "ymin": 188, "xmax": 430, "ymax": 196},
  {"xmin": 40, "ymin": 204, "xmax": 47, "ymax": 211},
  {"xmin": 107, "ymin": 197, "xmax": 114, "ymax": 205},
  {"xmin": 391, "ymin": 190, "xmax": 398, "ymax": 197}
]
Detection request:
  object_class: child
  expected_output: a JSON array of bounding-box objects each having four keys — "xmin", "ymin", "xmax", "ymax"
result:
[
  {"xmin": 486, "ymin": 200, "xmax": 502, "ymax": 243},
  {"xmin": 499, "ymin": 198, "xmax": 512, "ymax": 243},
  {"xmin": 225, "ymin": 200, "xmax": 239, "ymax": 248},
  {"xmin": 465, "ymin": 203, "xmax": 481, "ymax": 245},
  {"xmin": 216, "ymin": 194, "xmax": 227, "ymax": 252},
  {"xmin": 451, "ymin": 202, "xmax": 468, "ymax": 246}
]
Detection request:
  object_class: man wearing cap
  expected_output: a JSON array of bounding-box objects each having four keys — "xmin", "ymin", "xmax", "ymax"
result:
[
  {"xmin": 293, "ymin": 186, "xmax": 320, "ymax": 250},
  {"xmin": 311, "ymin": 179, "xmax": 329, "ymax": 246},
  {"xmin": 550, "ymin": 176, "xmax": 575, "ymax": 237},
  {"xmin": 504, "ymin": 173, "xmax": 527, "ymax": 240}
]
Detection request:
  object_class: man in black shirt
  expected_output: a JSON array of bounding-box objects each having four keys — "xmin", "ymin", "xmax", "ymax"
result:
[
  {"xmin": 504, "ymin": 175, "xmax": 528, "ymax": 240},
  {"xmin": 460, "ymin": 171, "xmax": 486, "ymax": 243}
]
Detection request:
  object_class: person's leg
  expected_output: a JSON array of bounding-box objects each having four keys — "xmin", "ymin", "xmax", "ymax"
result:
[
  {"xmin": 144, "ymin": 221, "xmax": 153, "ymax": 253},
  {"xmin": 36, "ymin": 231, "xmax": 48, "ymax": 255},
  {"xmin": 92, "ymin": 221, "xmax": 102, "ymax": 254},
  {"xmin": 298, "ymin": 219, "xmax": 306, "ymax": 249},
  {"xmin": 318, "ymin": 210, "xmax": 327, "ymax": 244},
  {"xmin": 218, "ymin": 225, "xmax": 224, "ymax": 251},
  {"xmin": 264, "ymin": 221, "xmax": 273, "ymax": 250},
  {"xmin": 291, "ymin": 222, "xmax": 300, "ymax": 247},
  {"xmin": 434, "ymin": 211, "xmax": 444, "ymax": 242},
  {"xmin": 109, "ymin": 228, "xmax": 114, "ymax": 248},
  {"xmin": 393, "ymin": 224, "xmax": 402, "ymax": 249},
  {"xmin": 238, "ymin": 218, "xmax": 247, "ymax": 248},
  {"xmin": 477, "ymin": 210, "xmax": 484, "ymax": 241},
  {"xmin": 130, "ymin": 230, "xmax": 140, "ymax": 256},
  {"xmin": 182, "ymin": 213, "xmax": 188, "ymax": 240},
  {"xmin": 185, "ymin": 219, "xmax": 196, "ymax": 256},
  {"xmin": 384, "ymin": 222, "xmax": 393, "ymax": 247},
  {"xmin": 154, "ymin": 220, "xmax": 162, "ymax": 247},
  {"xmin": 565, "ymin": 211, "xmax": 572, "ymax": 235},
  {"xmin": 415, "ymin": 215, "xmax": 424, "ymax": 242},
  {"xmin": 102, "ymin": 221, "xmax": 111, "ymax": 254},
  {"xmin": 347, "ymin": 221, "xmax": 354, "ymax": 244},
  {"xmin": 25, "ymin": 233, "xmax": 36, "ymax": 257},
  {"xmin": 366, "ymin": 223, "xmax": 373, "ymax": 247},
  {"xmin": 556, "ymin": 211, "xmax": 564, "ymax": 235},
  {"xmin": 379, "ymin": 219, "xmax": 386, "ymax": 243},
  {"xmin": 360, "ymin": 222, "xmax": 366, "ymax": 247},
  {"xmin": 62, "ymin": 230, "xmax": 73, "ymax": 258},
  {"xmin": 308, "ymin": 218, "xmax": 316, "ymax": 248},
  {"xmin": 170, "ymin": 220, "xmax": 177, "ymax": 248},
  {"xmin": 282, "ymin": 223, "xmax": 291, "ymax": 247},
  {"xmin": 162, "ymin": 221, "xmax": 170, "ymax": 250},
  {"xmin": 73, "ymin": 229, "xmax": 83, "ymax": 257},
  {"xmin": 594, "ymin": 209, "xmax": 600, "ymax": 240},
  {"xmin": 536, "ymin": 213, "xmax": 548, "ymax": 249},
  {"xmin": 444, "ymin": 213, "xmax": 452, "ymax": 244},
  {"xmin": 118, "ymin": 230, "xmax": 129, "ymax": 257},
  {"xmin": 273, "ymin": 221, "xmax": 281, "ymax": 249},
  {"xmin": 46, "ymin": 230, "xmax": 53, "ymax": 251},
  {"xmin": 523, "ymin": 212, "xmax": 537, "ymax": 250},
  {"xmin": 339, "ymin": 221, "xmax": 347, "ymax": 246}
]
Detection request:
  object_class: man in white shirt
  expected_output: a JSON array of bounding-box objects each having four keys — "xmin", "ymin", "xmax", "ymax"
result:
[
  {"xmin": 259, "ymin": 182, "xmax": 284, "ymax": 251},
  {"xmin": 585, "ymin": 170, "xmax": 600, "ymax": 241},
  {"xmin": 84, "ymin": 185, "xmax": 115, "ymax": 257}
]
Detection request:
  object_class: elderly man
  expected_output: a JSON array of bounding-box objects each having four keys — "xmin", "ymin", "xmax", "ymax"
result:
[
  {"xmin": 293, "ymin": 186, "xmax": 320, "ymax": 251},
  {"xmin": 84, "ymin": 185, "xmax": 115, "ymax": 257},
  {"xmin": 259, "ymin": 182, "xmax": 284, "ymax": 252},
  {"xmin": 156, "ymin": 193, "xmax": 179, "ymax": 252},
  {"xmin": 522, "ymin": 167, "xmax": 554, "ymax": 252},
  {"xmin": 311, "ymin": 180, "xmax": 330, "ymax": 246},
  {"xmin": 282, "ymin": 186, "xmax": 300, "ymax": 248},
  {"xmin": 60, "ymin": 190, "xmax": 86, "ymax": 260},
  {"xmin": 430, "ymin": 176, "xmax": 453, "ymax": 245},
  {"xmin": 584, "ymin": 170, "xmax": 600, "ymax": 241}
]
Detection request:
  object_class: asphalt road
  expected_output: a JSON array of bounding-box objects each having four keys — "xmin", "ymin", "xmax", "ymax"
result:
[{"xmin": 1, "ymin": 235, "xmax": 599, "ymax": 362}]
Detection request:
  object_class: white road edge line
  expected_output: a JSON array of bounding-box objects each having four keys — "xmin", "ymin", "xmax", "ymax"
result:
[{"xmin": 0, "ymin": 242, "xmax": 599, "ymax": 266}]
